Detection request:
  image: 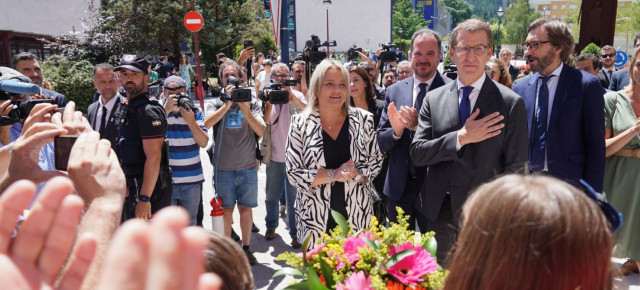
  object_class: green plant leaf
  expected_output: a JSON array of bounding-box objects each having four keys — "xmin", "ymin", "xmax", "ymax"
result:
[
  {"xmin": 363, "ymin": 238, "xmax": 379, "ymax": 251},
  {"xmin": 307, "ymin": 268, "xmax": 330, "ymax": 290},
  {"xmin": 319, "ymin": 258, "xmax": 335, "ymax": 287},
  {"xmin": 301, "ymin": 235, "xmax": 313, "ymax": 268},
  {"xmin": 283, "ymin": 282, "xmax": 310, "ymax": 290},
  {"xmin": 385, "ymin": 250, "xmax": 416, "ymax": 268},
  {"xmin": 331, "ymin": 209, "xmax": 349, "ymax": 237},
  {"xmin": 272, "ymin": 267, "xmax": 304, "ymax": 278},
  {"xmin": 423, "ymin": 236, "xmax": 438, "ymax": 259}
]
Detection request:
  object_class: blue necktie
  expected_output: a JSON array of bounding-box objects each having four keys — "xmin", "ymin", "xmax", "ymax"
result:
[
  {"xmin": 414, "ymin": 83, "xmax": 428, "ymax": 110},
  {"xmin": 459, "ymin": 86, "xmax": 473, "ymax": 125},
  {"xmin": 530, "ymin": 75, "xmax": 553, "ymax": 172}
]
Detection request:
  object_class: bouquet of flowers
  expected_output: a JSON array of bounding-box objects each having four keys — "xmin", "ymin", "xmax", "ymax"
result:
[{"xmin": 274, "ymin": 208, "xmax": 448, "ymax": 290}]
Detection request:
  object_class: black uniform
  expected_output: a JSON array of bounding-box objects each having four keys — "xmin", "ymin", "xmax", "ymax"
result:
[{"xmin": 115, "ymin": 92, "xmax": 171, "ymax": 220}]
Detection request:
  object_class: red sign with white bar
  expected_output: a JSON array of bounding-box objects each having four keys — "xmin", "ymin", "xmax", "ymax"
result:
[{"xmin": 184, "ymin": 11, "xmax": 204, "ymax": 32}]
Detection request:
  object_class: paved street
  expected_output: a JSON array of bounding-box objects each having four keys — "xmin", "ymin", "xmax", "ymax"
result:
[{"xmin": 194, "ymin": 95, "xmax": 639, "ymax": 290}]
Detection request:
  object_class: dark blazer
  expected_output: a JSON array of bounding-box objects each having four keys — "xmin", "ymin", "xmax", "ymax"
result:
[
  {"xmin": 598, "ymin": 68, "xmax": 613, "ymax": 89},
  {"xmin": 608, "ymin": 67, "xmax": 629, "ymax": 91},
  {"xmin": 377, "ymin": 73, "xmax": 451, "ymax": 201},
  {"xmin": 513, "ymin": 64, "xmax": 606, "ymax": 191},
  {"xmin": 86, "ymin": 95, "xmax": 125, "ymax": 149},
  {"xmin": 508, "ymin": 64, "xmax": 519, "ymax": 83},
  {"xmin": 41, "ymin": 89, "xmax": 67, "ymax": 107},
  {"xmin": 410, "ymin": 77, "xmax": 528, "ymax": 221}
]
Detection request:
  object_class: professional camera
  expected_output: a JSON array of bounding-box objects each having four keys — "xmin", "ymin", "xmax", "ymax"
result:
[
  {"xmin": 221, "ymin": 76, "xmax": 252, "ymax": 102},
  {"xmin": 347, "ymin": 45, "xmax": 363, "ymax": 62},
  {"xmin": 443, "ymin": 63, "xmax": 458, "ymax": 80},
  {"xmin": 260, "ymin": 82, "xmax": 296, "ymax": 105},
  {"xmin": 303, "ymin": 35, "xmax": 327, "ymax": 66},
  {"xmin": 378, "ymin": 42, "xmax": 398, "ymax": 63},
  {"xmin": 173, "ymin": 92, "xmax": 195, "ymax": 112},
  {"xmin": 0, "ymin": 99, "xmax": 56, "ymax": 126},
  {"xmin": 209, "ymin": 87, "xmax": 224, "ymax": 98}
]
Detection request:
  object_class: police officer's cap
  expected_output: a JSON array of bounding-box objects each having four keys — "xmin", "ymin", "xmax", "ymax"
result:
[{"xmin": 115, "ymin": 54, "xmax": 149, "ymax": 74}]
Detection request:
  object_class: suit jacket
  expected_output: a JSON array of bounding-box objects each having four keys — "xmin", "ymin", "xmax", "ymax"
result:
[
  {"xmin": 377, "ymin": 73, "xmax": 451, "ymax": 201},
  {"xmin": 508, "ymin": 64, "xmax": 519, "ymax": 83},
  {"xmin": 286, "ymin": 107, "xmax": 383, "ymax": 248},
  {"xmin": 608, "ymin": 67, "xmax": 629, "ymax": 91},
  {"xmin": 513, "ymin": 64, "xmax": 606, "ymax": 191},
  {"xmin": 410, "ymin": 77, "xmax": 528, "ymax": 221},
  {"xmin": 41, "ymin": 89, "xmax": 67, "ymax": 107},
  {"xmin": 86, "ymin": 95, "xmax": 125, "ymax": 149},
  {"xmin": 598, "ymin": 68, "xmax": 613, "ymax": 89}
]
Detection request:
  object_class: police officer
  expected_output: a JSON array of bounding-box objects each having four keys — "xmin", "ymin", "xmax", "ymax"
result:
[{"xmin": 113, "ymin": 54, "xmax": 170, "ymax": 220}]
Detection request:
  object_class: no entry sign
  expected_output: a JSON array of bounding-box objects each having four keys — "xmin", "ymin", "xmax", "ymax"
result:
[{"xmin": 184, "ymin": 11, "xmax": 203, "ymax": 32}]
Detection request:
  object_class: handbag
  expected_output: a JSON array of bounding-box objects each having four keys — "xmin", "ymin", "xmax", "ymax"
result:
[{"xmin": 370, "ymin": 185, "xmax": 388, "ymax": 227}]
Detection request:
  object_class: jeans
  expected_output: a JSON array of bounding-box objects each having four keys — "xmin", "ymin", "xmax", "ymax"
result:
[
  {"xmin": 265, "ymin": 161, "xmax": 297, "ymax": 238},
  {"xmin": 171, "ymin": 183, "xmax": 203, "ymax": 226},
  {"xmin": 214, "ymin": 168, "xmax": 258, "ymax": 208}
]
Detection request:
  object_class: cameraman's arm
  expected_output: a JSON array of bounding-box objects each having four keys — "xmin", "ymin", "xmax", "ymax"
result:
[
  {"xmin": 180, "ymin": 108, "xmax": 209, "ymax": 148},
  {"xmin": 238, "ymin": 101, "xmax": 265, "ymax": 138},
  {"xmin": 204, "ymin": 101, "xmax": 231, "ymax": 128},
  {"xmin": 237, "ymin": 47, "xmax": 254, "ymax": 66},
  {"xmin": 264, "ymin": 102, "xmax": 272, "ymax": 125}
]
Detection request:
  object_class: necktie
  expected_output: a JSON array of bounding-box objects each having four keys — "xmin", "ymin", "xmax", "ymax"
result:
[
  {"xmin": 414, "ymin": 83, "xmax": 428, "ymax": 110},
  {"xmin": 99, "ymin": 106, "xmax": 107, "ymax": 137},
  {"xmin": 459, "ymin": 86, "xmax": 473, "ymax": 125},
  {"xmin": 530, "ymin": 75, "xmax": 553, "ymax": 172}
]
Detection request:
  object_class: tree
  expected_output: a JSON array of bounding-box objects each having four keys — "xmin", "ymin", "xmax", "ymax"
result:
[
  {"xmin": 466, "ymin": 0, "xmax": 503, "ymax": 22},
  {"xmin": 615, "ymin": 0, "xmax": 640, "ymax": 52},
  {"xmin": 440, "ymin": 0, "xmax": 473, "ymax": 28},
  {"xmin": 41, "ymin": 55, "xmax": 95, "ymax": 112},
  {"xmin": 580, "ymin": 43, "xmax": 600, "ymax": 56},
  {"xmin": 502, "ymin": 0, "xmax": 539, "ymax": 45},
  {"xmin": 392, "ymin": 0, "xmax": 429, "ymax": 42}
]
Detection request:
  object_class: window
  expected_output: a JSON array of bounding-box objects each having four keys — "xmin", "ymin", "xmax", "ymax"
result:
[
  {"xmin": 552, "ymin": 5, "xmax": 557, "ymax": 9},
  {"xmin": 562, "ymin": 5, "xmax": 566, "ymax": 9},
  {"xmin": 569, "ymin": 4, "xmax": 577, "ymax": 9}
]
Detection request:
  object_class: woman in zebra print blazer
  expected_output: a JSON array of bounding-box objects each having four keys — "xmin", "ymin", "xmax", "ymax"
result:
[{"xmin": 286, "ymin": 59, "xmax": 383, "ymax": 248}]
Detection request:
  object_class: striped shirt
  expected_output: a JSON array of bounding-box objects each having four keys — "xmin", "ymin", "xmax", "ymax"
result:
[{"xmin": 166, "ymin": 110, "xmax": 207, "ymax": 184}]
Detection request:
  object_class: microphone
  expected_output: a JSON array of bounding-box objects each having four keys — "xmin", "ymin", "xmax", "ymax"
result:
[{"xmin": 0, "ymin": 80, "xmax": 40, "ymax": 96}]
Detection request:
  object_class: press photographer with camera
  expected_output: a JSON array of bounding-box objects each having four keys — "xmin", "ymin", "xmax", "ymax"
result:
[
  {"xmin": 204, "ymin": 59, "xmax": 265, "ymax": 265},
  {"xmin": 160, "ymin": 76, "xmax": 208, "ymax": 226},
  {"xmin": 113, "ymin": 54, "xmax": 171, "ymax": 221},
  {"xmin": 260, "ymin": 63, "xmax": 306, "ymax": 249}
]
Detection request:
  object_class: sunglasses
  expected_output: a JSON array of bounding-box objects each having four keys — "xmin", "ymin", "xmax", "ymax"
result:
[
  {"xmin": 601, "ymin": 53, "xmax": 616, "ymax": 58},
  {"xmin": 579, "ymin": 179, "xmax": 622, "ymax": 232}
]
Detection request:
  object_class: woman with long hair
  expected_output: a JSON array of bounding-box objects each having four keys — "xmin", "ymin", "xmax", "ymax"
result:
[
  {"xmin": 179, "ymin": 55, "xmax": 194, "ymax": 92},
  {"xmin": 286, "ymin": 59, "xmax": 383, "ymax": 247},
  {"xmin": 485, "ymin": 57, "xmax": 512, "ymax": 88},
  {"xmin": 444, "ymin": 174, "xmax": 613, "ymax": 290},
  {"xmin": 603, "ymin": 47, "xmax": 640, "ymax": 279}
]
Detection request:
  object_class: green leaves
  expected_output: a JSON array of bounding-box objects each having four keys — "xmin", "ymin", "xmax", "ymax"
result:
[
  {"xmin": 272, "ymin": 267, "xmax": 304, "ymax": 278},
  {"xmin": 385, "ymin": 250, "xmax": 416, "ymax": 268},
  {"xmin": 331, "ymin": 210, "xmax": 350, "ymax": 237},
  {"xmin": 423, "ymin": 236, "xmax": 438, "ymax": 260}
]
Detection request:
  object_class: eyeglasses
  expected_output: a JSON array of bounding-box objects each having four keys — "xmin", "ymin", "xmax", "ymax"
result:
[
  {"xmin": 454, "ymin": 45, "xmax": 489, "ymax": 56},
  {"xmin": 579, "ymin": 179, "xmax": 623, "ymax": 232},
  {"xmin": 398, "ymin": 70, "xmax": 411, "ymax": 75},
  {"xmin": 601, "ymin": 53, "xmax": 616, "ymax": 59},
  {"xmin": 522, "ymin": 41, "xmax": 551, "ymax": 51},
  {"xmin": 274, "ymin": 74, "xmax": 288, "ymax": 78}
]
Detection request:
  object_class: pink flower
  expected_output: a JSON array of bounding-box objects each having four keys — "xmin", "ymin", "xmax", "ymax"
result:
[
  {"xmin": 336, "ymin": 272, "xmax": 373, "ymax": 290},
  {"xmin": 386, "ymin": 242, "xmax": 439, "ymax": 285},
  {"xmin": 338, "ymin": 231, "xmax": 374, "ymax": 268},
  {"xmin": 296, "ymin": 244, "xmax": 325, "ymax": 260}
]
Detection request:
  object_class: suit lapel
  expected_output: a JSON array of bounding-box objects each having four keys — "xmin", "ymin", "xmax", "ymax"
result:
[
  {"xmin": 444, "ymin": 82, "xmax": 461, "ymax": 130},
  {"xmin": 549, "ymin": 65, "xmax": 573, "ymax": 127},
  {"xmin": 473, "ymin": 77, "xmax": 497, "ymax": 114},
  {"xmin": 401, "ymin": 78, "xmax": 414, "ymax": 108},
  {"xmin": 523, "ymin": 76, "xmax": 537, "ymax": 138}
]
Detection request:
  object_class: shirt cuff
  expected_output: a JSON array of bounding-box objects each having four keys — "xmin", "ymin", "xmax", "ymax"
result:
[
  {"xmin": 392, "ymin": 132, "xmax": 401, "ymax": 140},
  {"xmin": 456, "ymin": 133, "xmax": 462, "ymax": 151}
]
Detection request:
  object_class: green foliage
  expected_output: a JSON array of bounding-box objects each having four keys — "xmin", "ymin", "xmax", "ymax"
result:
[
  {"xmin": 465, "ymin": 0, "xmax": 504, "ymax": 22},
  {"xmin": 502, "ymin": 0, "xmax": 539, "ymax": 45},
  {"xmin": 581, "ymin": 43, "xmax": 601, "ymax": 56},
  {"xmin": 444, "ymin": 51, "xmax": 452, "ymax": 65},
  {"xmin": 41, "ymin": 55, "xmax": 95, "ymax": 112},
  {"xmin": 395, "ymin": 39, "xmax": 411, "ymax": 54},
  {"xmin": 615, "ymin": 0, "xmax": 640, "ymax": 52},
  {"xmin": 440, "ymin": 0, "xmax": 473, "ymax": 28},
  {"xmin": 392, "ymin": 0, "xmax": 429, "ymax": 42}
]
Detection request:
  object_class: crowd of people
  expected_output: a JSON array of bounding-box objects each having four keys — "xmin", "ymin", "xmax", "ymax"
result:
[{"xmin": 0, "ymin": 15, "xmax": 639, "ymax": 289}]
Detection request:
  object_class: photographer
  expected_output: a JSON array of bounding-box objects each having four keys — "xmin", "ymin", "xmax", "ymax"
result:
[
  {"xmin": 261, "ymin": 63, "xmax": 306, "ymax": 249},
  {"xmin": 160, "ymin": 76, "xmax": 208, "ymax": 226},
  {"xmin": 204, "ymin": 59, "xmax": 265, "ymax": 265},
  {"xmin": 113, "ymin": 54, "xmax": 170, "ymax": 221},
  {"xmin": 290, "ymin": 60, "xmax": 308, "ymax": 96}
]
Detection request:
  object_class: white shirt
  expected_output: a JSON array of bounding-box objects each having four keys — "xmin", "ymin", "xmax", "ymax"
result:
[
  {"xmin": 455, "ymin": 73, "xmax": 486, "ymax": 150},
  {"xmin": 412, "ymin": 74, "xmax": 437, "ymax": 106},
  {"xmin": 95, "ymin": 93, "xmax": 121, "ymax": 131},
  {"xmin": 532, "ymin": 63, "xmax": 564, "ymax": 171}
]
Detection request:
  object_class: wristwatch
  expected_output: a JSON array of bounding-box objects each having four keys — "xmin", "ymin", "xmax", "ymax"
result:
[{"xmin": 137, "ymin": 194, "xmax": 151, "ymax": 202}]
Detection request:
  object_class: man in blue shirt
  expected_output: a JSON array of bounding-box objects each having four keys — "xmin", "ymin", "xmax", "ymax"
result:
[{"xmin": 12, "ymin": 52, "xmax": 66, "ymax": 107}]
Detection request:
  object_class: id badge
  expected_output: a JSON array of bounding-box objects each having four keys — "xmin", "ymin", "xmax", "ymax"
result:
[{"xmin": 226, "ymin": 112, "xmax": 244, "ymax": 129}]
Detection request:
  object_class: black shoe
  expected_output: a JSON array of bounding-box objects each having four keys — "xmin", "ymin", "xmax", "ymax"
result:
[
  {"xmin": 244, "ymin": 248, "xmax": 257, "ymax": 265},
  {"xmin": 231, "ymin": 229, "xmax": 241, "ymax": 242},
  {"xmin": 265, "ymin": 228, "xmax": 276, "ymax": 240},
  {"xmin": 252, "ymin": 222, "xmax": 259, "ymax": 232},
  {"xmin": 291, "ymin": 237, "xmax": 302, "ymax": 249}
]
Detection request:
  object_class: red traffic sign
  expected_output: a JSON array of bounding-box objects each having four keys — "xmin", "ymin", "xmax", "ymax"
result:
[{"xmin": 184, "ymin": 11, "xmax": 204, "ymax": 32}]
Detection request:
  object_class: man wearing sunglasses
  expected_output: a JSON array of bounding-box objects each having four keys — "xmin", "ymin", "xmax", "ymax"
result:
[
  {"xmin": 598, "ymin": 45, "xmax": 617, "ymax": 89},
  {"xmin": 609, "ymin": 33, "xmax": 640, "ymax": 92},
  {"xmin": 513, "ymin": 18, "xmax": 605, "ymax": 192}
]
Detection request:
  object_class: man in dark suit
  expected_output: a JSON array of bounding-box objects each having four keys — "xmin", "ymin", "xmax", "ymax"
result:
[
  {"xmin": 598, "ymin": 45, "xmax": 617, "ymax": 89},
  {"xmin": 410, "ymin": 19, "xmax": 529, "ymax": 263},
  {"xmin": 12, "ymin": 52, "xmax": 66, "ymax": 107},
  {"xmin": 86, "ymin": 63, "xmax": 124, "ymax": 149},
  {"xmin": 377, "ymin": 28, "xmax": 451, "ymax": 231},
  {"xmin": 609, "ymin": 33, "xmax": 640, "ymax": 91},
  {"xmin": 513, "ymin": 18, "xmax": 605, "ymax": 192}
]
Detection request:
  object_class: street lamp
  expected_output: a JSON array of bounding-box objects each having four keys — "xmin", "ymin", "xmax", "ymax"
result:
[
  {"xmin": 542, "ymin": 6, "xmax": 548, "ymax": 18},
  {"xmin": 323, "ymin": 0, "xmax": 332, "ymax": 58},
  {"xmin": 398, "ymin": 27, "xmax": 403, "ymax": 39},
  {"xmin": 496, "ymin": 7, "xmax": 504, "ymax": 57}
]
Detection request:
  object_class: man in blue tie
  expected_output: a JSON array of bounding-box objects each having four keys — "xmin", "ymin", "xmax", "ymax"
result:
[
  {"xmin": 410, "ymin": 19, "xmax": 528, "ymax": 264},
  {"xmin": 377, "ymin": 28, "xmax": 451, "ymax": 232},
  {"xmin": 513, "ymin": 18, "xmax": 605, "ymax": 192}
]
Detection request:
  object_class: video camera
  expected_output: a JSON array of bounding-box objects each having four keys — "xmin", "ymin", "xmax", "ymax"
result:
[
  {"xmin": 304, "ymin": 35, "xmax": 327, "ymax": 67},
  {"xmin": 220, "ymin": 76, "xmax": 252, "ymax": 102},
  {"xmin": 378, "ymin": 42, "xmax": 397, "ymax": 63},
  {"xmin": 347, "ymin": 45, "xmax": 363, "ymax": 62},
  {"xmin": 443, "ymin": 63, "xmax": 458, "ymax": 80},
  {"xmin": 259, "ymin": 79, "xmax": 298, "ymax": 104},
  {"xmin": 0, "ymin": 79, "xmax": 54, "ymax": 126}
]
